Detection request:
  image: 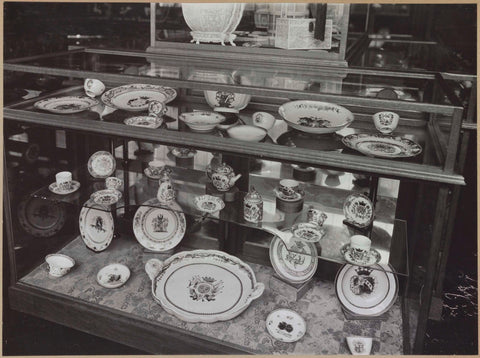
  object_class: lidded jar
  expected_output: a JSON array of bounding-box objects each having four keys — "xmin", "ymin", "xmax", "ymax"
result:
[
  {"xmin": 243, "ymin": 186, "xmax": 263, "ymax": 223},
  {"xmin": 157, "ymin": 168, "xmax": 176, "ymax": 203}
]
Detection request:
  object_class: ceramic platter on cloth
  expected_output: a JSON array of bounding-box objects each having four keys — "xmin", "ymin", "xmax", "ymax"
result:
[
  {"xmin": 34, "ymin": 96, "xmax": 99, "ymax": 114},
  {"xmin": 48, "ymin": 180, "xmax": 81, "ymax": 195},
  {"xmin": 266, "ymin": 308, "xmax": 306, "ymax": 343},
  {"xmin": 335, "ymin": 263, "xmax": 398, "ymax": 317},
  {"xmin": 101, "ymin": 84, "xmax": 177, "ymax": 111},
  {"xmin": 17, "ymin": 196, "xmax": 67, "ymax": 238},
  {"xmin": 79, "ymin": 199, "xmax": 114, "ymax": 252},
  {"xmin": 133, "ymin": 198, "xmax": 186, "ymax": 252},
  {"xmin": 145, "ymin": 250, "xmax": 265, "ymax": 323},
  {"xmin": 343, "ymin": 193, "xmax": 374, "ymax": 228},
  {"xmin": 269, "ymin": 232, "xmax": 318, "ymax": 284},
  {"xmin": 88, "ymin": 151, "xmax": 116, "ymax": 179},
  {"xmin": 97, "ymin": 263, "xmax": 131, "ymax": 289},
  {"xmin": 342, "ymin": 133, "xmax": 422, "ymax": 159}
]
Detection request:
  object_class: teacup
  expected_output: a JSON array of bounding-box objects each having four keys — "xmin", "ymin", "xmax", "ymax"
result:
[
  {"xmin": 252, "ymin": 112, "xmax": 276, "ymax": 130},
  {"xmin": 45, "ymin": 254, "xmax": 75, "ymax": 277},
  {"xmin": 373, "ymin": 111, "xmax": 400, "ymax": 134},
  {"xmin": 105, "ymin": 176, "xmax": 123, "ymax": 190},
  {"xmin": 147, "ymin": 160, "xmax": 165, "ymax": 177},
  {"xmin": 277, "ymin": 179, "xmax": 300, "ymax": 198},
  {"xmin": 349, "ymin": 235, "xmax": 372, "ymax": 262},
  {"xmin": 307, "ymin": 206, "xmax": 328, "ymax": 227},
  {"xmin": 84, "ymin": 78, "xmax": 106, "ymax": 98},
  {"xmin": 148, "ymin": 100, "xmax": 167, "ymax": 117},
  {"xmin": 55, "ymin": 171, "xmax": 72, "ymax": 191}
]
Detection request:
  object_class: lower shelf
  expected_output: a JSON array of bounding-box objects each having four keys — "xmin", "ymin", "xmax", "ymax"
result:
[{"xmin": 12, "ymin": 235, "xmax": 404, "ymax": 354}]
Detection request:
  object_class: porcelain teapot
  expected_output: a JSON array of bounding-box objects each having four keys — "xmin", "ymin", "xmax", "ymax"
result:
[{"xmin": 211, "ymin": 162, "xmax": 241, "ymax": 192}]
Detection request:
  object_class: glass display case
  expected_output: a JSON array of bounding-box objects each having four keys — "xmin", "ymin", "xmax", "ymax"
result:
[{"xmin": 3, "ymin": 4, "xmax": 474, "ymax": 355}]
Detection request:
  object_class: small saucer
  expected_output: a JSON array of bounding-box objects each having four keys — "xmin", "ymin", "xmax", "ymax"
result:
[
  {"xmin": 194, "ymin": 195, "xmax": 225, "ymax": 214},
  {"xmin": 291, "ymin": 222, "xmax": 325, "ymax": 243},
  {"xmin": 340, "ymin": 243, "xmax": 381, "ymax": 266},
  {"xmin": 275, "ymin": 189, "xmax": 304, "ymax": 202},
  {"xmin": 144, "ymin": 167, "xmax": 163, "ymax": 180},
  {"xmin": 96, "ymin": 263, "xmax": 131, "ymax": 289},
  {"xmin": 48, "ymin": 181, "xmax": 81, "ymax": 195},
  {"xmin": 266, "ymin": 308, "xmax": 306, "ymax": 343},
  {"xmin": 91, "ymin": 189, "xmax": 121, "ymax": 206}
]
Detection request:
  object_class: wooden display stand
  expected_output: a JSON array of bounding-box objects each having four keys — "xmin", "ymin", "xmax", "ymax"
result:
[{"xmin": 269, "ymin": 274, "xmax": 314, "ymax": 301}]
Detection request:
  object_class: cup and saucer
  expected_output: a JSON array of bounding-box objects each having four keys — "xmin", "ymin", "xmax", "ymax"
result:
[
  {"xmin": 49, "ymin": 171, "xmax": 81, "ymax": 195},
  {"xmin": 274, "ymin": 179, "xmax": 304, "ymax": 202},
  {"xmin": 340, "ymin": 235, "xmax": 381, "ymax": 266},
  {"xmin": 144, "ymin": 160, "xmax": 165, "ymax": 180}
]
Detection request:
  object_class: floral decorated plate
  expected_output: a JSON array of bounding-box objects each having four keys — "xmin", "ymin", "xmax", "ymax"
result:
[
  {"xmin": 18, "ymin": 196, "xmax": 67, "ymax": 238},
  {"xmin": 335, "ymin": 263, "xmax": 398, "ymax": 317},
  {"xmin": 34, "ymin": 96, "xmax": 99, "ymax": 114},
  {"xmin": 91, "ymin": 189, "xmax": 122, "ymax": 206},
  {"xmin": 194, "ymin": 195, "xmax": 225, "ymax": 214},
  {"xmin": 133, "ymin": 198, "xmax": 186, "ymax": 252},
  {"xmin": 101, "ymin": 84, "xmax": 177, "ymax": 111},
  {"xmin": 97, "ymin": 263, "xmax": 131, "ymax": 289},
  {"xmin": 343, "ymin": 193, "xmax": 374, "ymax": 228},
  {"xmin": 340, "ymin": 243, "xmax": 382, "ymax": 266},
  {"xmin": 278, "ymin": 100, "xmax": 354, "ymax": 134},
  {"xmin": 88, "ymin": 151, "xmax": 116, "ymax": 179},
  {"xmin": 79, "ymin": 199, "xmax": 114, "ymax": 252},
  {"xmin": 266, "ymin": 308, "xmax": 306, "ymax": 343},
  {"xmin": 48, "ymin": 180, "xmax": 81, "ymax": 195},
  {"xmin": 124, "ymin": 115, "xmax": 163, "ymax": 129},
  {"xmin": 269, "ymin": 232, "xmax": 318, "ymax": 284},
  {"xmin": 342, "ymin": 133, "xmax": 422, "ymax": 158},
  {"xmin": 145, "ymin": 249, "xmax": 265, "ymax": 323},
  {"xmin": 291, "ymin": 222, "xmax": 325, "ymax": 243}
]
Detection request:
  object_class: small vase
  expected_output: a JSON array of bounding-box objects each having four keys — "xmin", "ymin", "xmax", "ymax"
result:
[{"xmin": 244, "ymin": 186, "xmax": 263, "ymax": 223}]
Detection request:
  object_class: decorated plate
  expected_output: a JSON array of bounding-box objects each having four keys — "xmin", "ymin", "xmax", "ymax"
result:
[
  {"xmin": 335, "ymin": 263, "xmax": 398, "ymax": 317},
  {"xmin": 266, "ymin": 308, "xmax": 306, "ymax": 343},
  {"xmin": 343, "ymin": 193, "xmax": 374, "ymax": 228},
  {"xmin": 91, "ymin": 189, "xmax": 122, "ymax": 206},
  {"xmin": 97, "ymin": 263, "xmax": 131, "ymax": 289},
  {"xmin": 48, "ymin": 180, "xmax": 81, "ymax": 195},
  {"xmin": 133, "ymin": 198, "xmax": 186, "ymax": 252},
  {"xmin": 194, "ymin": 195, "xmax": 225, "ymax": 214},
  {"xmin": 79, "ymin": 199, "xmax": 114, "ymax": 252},
  {"xmin": 17, "ymin": 196, "xmax": 67, "ymax": 238},
  {"xmin": 124, "ymin": 115, "xmax": 163, "ymax": 129},
  {"xmin": 269, "ymin": 233, "xmax": 318, "ymax": 284},
  {"xmin": 342, "ymin": 133, "xmax": 422, "ymax": 158},
  {"xmin": 145, "ymin": 250, "xmax": 265, "ymax": 323},
  {"xmin": 291, "ymin": 222, "xmax": 325, "ymax": 243},
  {"xmin": 278, "ymin": 100, "xmax": 354, "ymax": 134},
  {"xmin": 101, "ymin": 84, "xmax": 177, "ymax": 111},
  {"xmin": 34, "ymin": 96, "xmax": 99, "ymax": 114},
  {"xmin": 340, "ymin": 243, "xmax": 382, "ymax": 266},
  {"xmin": 88, "ymin": 151, "xmax": 116, "ymax": 179}
]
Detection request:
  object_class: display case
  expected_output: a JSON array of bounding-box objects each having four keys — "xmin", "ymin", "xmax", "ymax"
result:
[{"xmin": 3, "ymin": 9, "xmax": 474, "ymax": 354}]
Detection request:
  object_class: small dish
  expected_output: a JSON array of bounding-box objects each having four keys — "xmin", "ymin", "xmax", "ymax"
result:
[
  {"xmin": 96, "ymin": 263, "xmax": 131, "ymax": 289},
  {"xmin": 45, "ymin": 254, "xmax": 75, "ymax": 277},
  {"xmin": 171, "ymin": 147, "xmax": 197, "ymax": 158},
  {"xmin": 226, "ymin": 125, "xmax": 267, "ymax": 142},
  {"xmin": 342, "ymin": 133, "xmax": 422, "ymax": 159},
  {"xmin": 48, "ymin": 180, "xmax": 81, "ymax": 195},
  {"xmin": 266, "ymin": 308, "xmax": 306, "ymax": 343},
  {"xmin": 291, "ymin": 222, "xmax": 325, "ymax": 243},
  {"xmin": 34, "ymin": 96, "xmax": 99, "ymax": 114},
  {"xmin": 194, "ymin": 195, "xmax": 225, "ymax": 214},
  {"xmin": 343, "ymin": 193, "xmax": 374, "ymax": 228},
  {"xmin": 88, "ymin": 151, "xmax": 116, "ymax": 179},
  {"xmin": 179, "ymin": 111, "xmax": 225, "ymax": 132},
  {"xmin": 124, "ymin": 115, "xmax": 163, "ymax": 129},
  {"xmin": 275, "ymin": 189, "xmax": 304, "ymax": 202},
  {"xmin": 340, "ymin": 243, "xmax": 381, "ymax": 266},
  {"xmin": 252, "ymin": 111, "xmax": 276, "ymax": 130},
  {"xmin": 346, "ymin": 336, "xmax": 373, "ymax": 355},
  {"xmin": 91, "ymin": 189, "xmax": 121, "ymax": 206}
]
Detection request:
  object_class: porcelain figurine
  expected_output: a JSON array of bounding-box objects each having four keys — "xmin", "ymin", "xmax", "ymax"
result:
[
  {"xmin": 211, "ymin": 162, "xmax": 242, "ymax": 192},
  {"xmin": 157, "ymin": 168, "xmax": 176, "ymax": 203},
  {"xmin": 244, "ymin": 186, "xmax": 263, "ymax": 223}
]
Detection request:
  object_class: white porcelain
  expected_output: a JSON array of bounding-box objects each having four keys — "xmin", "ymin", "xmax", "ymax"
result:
[
  {"xmin": 291, "ymin": 222, "xmax": 325, "ymax": 243},
  {"xmin": 48, "ymin": 180, "xmax": 80, "ymax": 195},
  {"xmin": 252, "ymin": 111, "xmax": 276, "ymax": 130},
  {"xmin": 133, "ymin": 198, "xmax": 186, "ymax": 252},
  {"xmin": 156, "ymin": 169, "xmax": 176, "ymax": 204},
  {"xmin": 97, "ymin": 263, "xmax": 131, "ymax": 289},
  {"xmin": 84, "ymin": 78, "xmax": 106, "ymax": 97},
  {"xmin": 278, "ymin": 100, "xmax": 354, "ymax": 134},
  {"xmin": 105, "ymin": 177, "xmax": 123, "ymax": 190},
  {"xmin": 45, "ymin": 254, "xmax": 75, "ymax": 277},
  {"xmin": 90, "ymin": 189, "xmax": 121, "ymax": 206},
  {"xmin": 227, "ymin": 125, "xmax": 267, "ymax": 142},
  {"xmin": 335, "ymin": 263, "xmax": 398, "ymax": 317},
  {"xmin": 148, "ymin": 100, "xmax": 168, "ymax": 117},
  {"xmin": 266, "ymin": 308, "xmax": 306, "ymax": 343},
  {"xmin": 349, "ymin": 235, "xmax": 372, "ymax": 262},
  {"xmin": 341, "ymin": 243, "xmax": 381, "ymax": 267},
  {"xmin": 145, "ymin": 160, "xmax": 165, "ymax": 178},
  {"xmin": 124, "ymin": 115, "xmax": 163, "ymax": 129},
  {"xmin": 101, "ymin": 84, "xmax": 177, "ymax": 111},
  {"xmin": 210, "ymin": 162, "xmax": 242, "ymax": 192},
  {"xmin": 34, "ymin": 96, "xmax": 99, "ymax": 114},
  {"xmin": 373, "ymin": 111, "xmax": 400, "ymax": 134},
  {"xmin": 347, "ymin": 336, "xmax": 373, "ymax": 355},
  {"xmin": 277, "ymin": 179, "xmax": 300, "ymax": 198},
  {"xmin": 145, "ymin": 249, "xmax": 264, "ymax": 323},
  {"xmin": 342, "ymin": 133, "xmax": 422, "ymax": 158},
  {"xmin": 179, "ymin": 111, "xmax": 226, "ymax": 132},
  {"xmin": 269, "ymin": 233, "xmax": 318, "ymax": 284},
  {"xmin": 243, "ymin": 186, "xmax": 263, "ymax": 223},
  {"xmin": 79, "ymin": 199, "xmax": 114, "ymax": 252},
  {"xmin": 343, "ymin": 193, "xmax": 374, "ymax": 228},
  {"xmin": 171, "ymin": 147, "xmax": 197, "ymax": 158},
  {"xmin": 204, "ymin": 91, "xmax": 251, "ymax": 113},
  {"xmin": 88, "ymin": 151, "xmax": 116, "ymax": 179},
  {"xmin": 194, "ymin": 195, "xmax": 225, "ymax": 214},
  {"xmin": 306, "ymin": 206, "xmax": 328, "ymax": 227}
]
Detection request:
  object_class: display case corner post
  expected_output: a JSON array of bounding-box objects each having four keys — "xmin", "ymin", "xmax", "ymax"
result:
[{"xmin": 3, "ymin": 151, "xmax": 18, "ymax": 285}]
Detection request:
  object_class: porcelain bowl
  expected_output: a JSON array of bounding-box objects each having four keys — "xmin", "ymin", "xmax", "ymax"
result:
[
  {"xmin": 204, "ymin": 91, "xmax": 251, "ymax": 113},
  {"xmin": 45, "ymin": 254, "xmax": 75, "ymax": 277},
  {"xmin": 179, "ymin": 111, "xmax": 225, "ymax": 132},
  {"xmin": 227, "ymin": 125, "xmax": 267, "ymax": 142}
]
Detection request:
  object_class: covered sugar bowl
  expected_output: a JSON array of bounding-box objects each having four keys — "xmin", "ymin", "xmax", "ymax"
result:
[{"xmin": 244, "ymin": 186, "xmax": 263, "ymax": 223}]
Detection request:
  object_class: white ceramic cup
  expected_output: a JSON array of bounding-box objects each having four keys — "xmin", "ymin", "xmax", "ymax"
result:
[
  {"xmin": 148, "ymin": 100, "xmax": 167, "ymax": 117},
  {"xmin": 84, "ymin": 78, "xmax": 106, "ymax": 98},
  {"xmin": 349, "ymin": 235, "xmax": 372, "ymax": 262},
  {"xmin": 278, "ymin": 179, "xmax": 299, "ymax": 198},
  {"xmin": 148, "ymin": 160, "xmax": 165, "ymax": 177},
  {"xmin": 45, "ymin": 254, "xmax": 75, "ymax": 277},
  {"xmin": 55, "ymin": 171, "xmax": 72, "ymax": 191},
  {"xmin": 372, "ymin": 111, "xmax": 400, "ymax": 134},
  {"xmin": 105, "ymin": 177, "xmax": 123, "ymax": 190},
  {"xmin": 252, "ymin": 111, "xmax": 276, "ymax": 130},
  {"xmin": 307, "ymin": 206, "xmax": 328, "ymax": 227}
]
